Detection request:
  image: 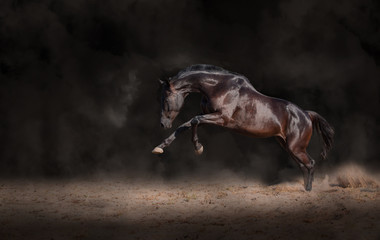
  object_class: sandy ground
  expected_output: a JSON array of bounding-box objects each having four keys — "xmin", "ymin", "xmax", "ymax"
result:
[{"xmin": 0, "ymin": 165, "xmax": 379, "ymax": 240}]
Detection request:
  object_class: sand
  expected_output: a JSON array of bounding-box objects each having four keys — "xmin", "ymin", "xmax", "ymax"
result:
[{"xmin": 0, "ymin": 165, "xmax": 379, "ymax": 240}]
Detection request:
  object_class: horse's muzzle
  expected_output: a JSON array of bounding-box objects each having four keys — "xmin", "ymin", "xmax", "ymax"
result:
[{"xmin": 160, "ymin": 119, "xmax": 172, "ymax": 129}]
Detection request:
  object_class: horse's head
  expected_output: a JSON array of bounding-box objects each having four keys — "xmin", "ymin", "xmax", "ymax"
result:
[{"xmin": 159, "ymin": 79, "xmax": 187, "ymax": 129}]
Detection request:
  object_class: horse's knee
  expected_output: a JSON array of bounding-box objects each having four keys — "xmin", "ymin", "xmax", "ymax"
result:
[{"xmin": 191, "ymin": 116, "xmax": 201, "ymax": 126}]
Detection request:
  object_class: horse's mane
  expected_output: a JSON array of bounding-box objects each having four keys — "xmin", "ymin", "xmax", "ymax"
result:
[{"xmin": 174, "ymin": 64, "xmax": 244, "ymax": 80}]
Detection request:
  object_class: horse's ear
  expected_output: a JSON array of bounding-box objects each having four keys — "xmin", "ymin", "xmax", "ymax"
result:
[{"xmin": 158, "ymin": 79, "xmax": 170, "ymax": 85}]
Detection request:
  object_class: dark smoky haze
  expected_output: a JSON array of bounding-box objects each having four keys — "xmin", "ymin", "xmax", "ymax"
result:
[{"xmin": 0, "ymin": 0, "xmax": 379, "ymax": 181}]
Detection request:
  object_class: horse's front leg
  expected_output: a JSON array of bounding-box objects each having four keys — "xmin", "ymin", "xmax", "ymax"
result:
[
  {"xmin": 152, "ymin": 120, "xmax": 192, "ymax": 154},
  {"xmin": 191, "ymin": 113, "xmax": 224, "ymax": 155}
]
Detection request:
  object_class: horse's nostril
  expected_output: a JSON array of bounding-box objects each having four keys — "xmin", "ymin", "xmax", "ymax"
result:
[{"xmin": 160, "ymin": 123, "xmax": 164, "ymax": 128}]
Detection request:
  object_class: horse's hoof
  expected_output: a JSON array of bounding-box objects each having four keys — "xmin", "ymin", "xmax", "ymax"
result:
[
  {"xmin": 305, "ymin": 185, "xmax": 312, "ymax": 192},
  {"xmin": 152, "ymin": 147, "xmax": 164, "ymax": 154},
  {"xmin": 195, "ymin": 145, "xmax": 203, "ymax": 155}
]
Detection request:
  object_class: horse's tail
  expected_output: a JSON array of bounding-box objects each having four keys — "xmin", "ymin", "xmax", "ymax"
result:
[{"xmin": 306, "ymin": 111, "xmax": 334, "ymax": 160}]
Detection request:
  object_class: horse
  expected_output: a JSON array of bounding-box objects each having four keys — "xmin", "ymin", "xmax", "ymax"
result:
[{"xmin": 152, "ymin": 64, "xmax": 334, "ymax": 191}]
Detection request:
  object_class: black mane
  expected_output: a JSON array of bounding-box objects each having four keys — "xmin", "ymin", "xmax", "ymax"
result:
[{"xmin": 174, "ymin": 64, "xmax": 244, "ymax": 79}]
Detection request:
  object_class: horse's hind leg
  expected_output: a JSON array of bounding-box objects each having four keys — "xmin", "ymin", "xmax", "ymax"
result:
[
  {"xmin": 286, "ymin": 130, "xmax": 315, "ymax": 191},
  {"xmin": 275, "ymin": 136, "xmax": 287, "ymax": 151},
  {"xmin": 289, "ymin": 149, "xmax": 315, "ymax": 191}
]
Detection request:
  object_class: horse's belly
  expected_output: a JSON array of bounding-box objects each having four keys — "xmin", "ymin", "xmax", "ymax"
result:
[
  {"xmin": 230, "ymin": 120, "xmax": 281, "ymax": 138},
  {"xmin": 228, "ymin": 104, "xmax": 283, "ymax": 137}
]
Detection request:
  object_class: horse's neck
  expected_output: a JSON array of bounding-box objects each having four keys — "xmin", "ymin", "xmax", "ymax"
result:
[
  {"xmin": 175, "ymin": 72, "xmax": 261, "ymax": 99},
  {"xmin": 174, "ymin": 73, "xmax": 219, "ymax": 96},
  {"xmin": 173, "ymin": 76, "xmax": 202, "ymax": 94}
]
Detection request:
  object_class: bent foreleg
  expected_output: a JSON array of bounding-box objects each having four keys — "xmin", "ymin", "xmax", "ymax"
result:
[
  {"xmin": 152, "ymin": 120, "xmax": 192, "ymax": 154},
  {"xmin": 190, "ymin": 113, "xmax": 224, "ymax": 155},
  {"xmin": 152, "ymin": 113, "xmax": 225, "ymax": 155}
]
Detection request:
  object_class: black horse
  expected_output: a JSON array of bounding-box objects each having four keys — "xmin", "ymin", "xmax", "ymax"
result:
[{"xmin": 152, "ymin": 64, "xmax": 334, "ymax": 191}]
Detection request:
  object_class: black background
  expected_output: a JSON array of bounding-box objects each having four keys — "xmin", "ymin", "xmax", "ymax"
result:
[{"xmin": 0, "ymin": 0, "xmax": 379, "ymax": 182}]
